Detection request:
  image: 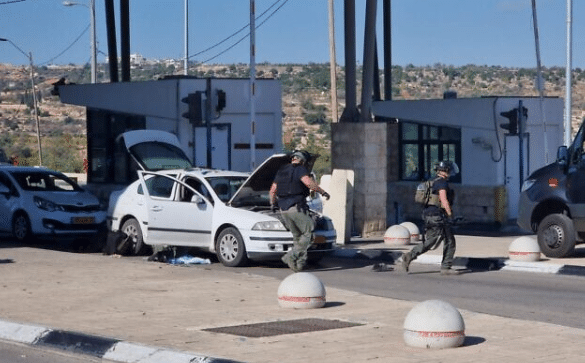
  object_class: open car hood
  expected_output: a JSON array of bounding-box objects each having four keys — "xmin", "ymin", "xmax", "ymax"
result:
[
  {"xmin": 229, "ymin": 152, "xmax": 317, "ymax": 208},
  {"xmin": 119, "ymin": 130, "xmax": 193, "ymax": 171}
]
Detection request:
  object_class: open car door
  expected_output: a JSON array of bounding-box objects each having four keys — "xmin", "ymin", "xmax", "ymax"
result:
[{"xmin": 137, "ymin": 171, "xmax": 213, "ymax": 247}]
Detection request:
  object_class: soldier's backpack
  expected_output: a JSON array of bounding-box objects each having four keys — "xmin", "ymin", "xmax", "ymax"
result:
[{"xmin": 414, "ymin": 178, "xmax": 440, "ymax": 206}]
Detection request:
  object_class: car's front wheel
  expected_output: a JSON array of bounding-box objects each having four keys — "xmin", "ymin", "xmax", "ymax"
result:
[
  {"xmin": 119, "ymin": 218, "xmax": 148, "ymax": 256},
  {"xmin": 216, "ymin": 227, "xmax": 248, "ymax": 267},
  {"xmin": 537, "ymin": 213, "xmax": 576, "ymax": 258},
  {"xmin": 12, "ymin": 212, "xmax": 32, "ymax": 242}
]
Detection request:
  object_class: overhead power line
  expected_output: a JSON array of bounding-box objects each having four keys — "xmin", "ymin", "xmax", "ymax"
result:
[
  {"xmin": 190, "ymin": 0, "xmax": 290, "ymax": 63},
  {"xmin": 39, "ymin": 24, "xmax": 90, "ymax": 65},
  {"xmin": 0, "ymin": 0, "xmax": 27, "ymax": 5}
]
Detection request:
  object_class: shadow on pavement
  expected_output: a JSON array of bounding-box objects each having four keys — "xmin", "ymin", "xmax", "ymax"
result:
[{"xmin": 463, "ymin": 336, "xmax": 487, "ymax": 346}]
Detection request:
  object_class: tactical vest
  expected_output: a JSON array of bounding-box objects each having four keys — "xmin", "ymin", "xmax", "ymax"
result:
[
  {"xmin": 428, "ymin": 178, "xmax": 455, "ymax": 209},
  {"xmin": 427, "ymin": 178, "xmax": 441, "ymax": 208},
  {"xmin": 275, "ymin": 164, "xmax": 309, "ymax": 209}
]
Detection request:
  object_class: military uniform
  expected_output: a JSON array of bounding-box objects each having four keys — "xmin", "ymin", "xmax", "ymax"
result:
[
  {"xmin": 403, "ymin": 171, "xmax": 458, "ymax": 274},
  {"xmin": 273, "ymin": 162, "xmax": 315, "ymax": 272}
]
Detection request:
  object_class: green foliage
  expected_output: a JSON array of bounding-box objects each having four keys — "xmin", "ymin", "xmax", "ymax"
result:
[
  {"xmin": 304, "ymin": 112, "xmax": 326, "ymax": 125},
  {"xmin": 1, "ymin": 134, "xmax": 86, "ymax": 173}
]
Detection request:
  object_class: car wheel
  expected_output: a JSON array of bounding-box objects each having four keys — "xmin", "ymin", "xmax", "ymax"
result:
[
  {"xmin": 119, "ymin": 218, "xmax": 148, "ymax": 256},
  {"xmin": 537, "ymin": 213, "xmax": 576, "ymax": 258},
  {"xmin": 216, "ymin": 227, "xmax": 248, "ymax": 267},
  {"xmin": 12, "ymin": 212, "xmax": 32, "ymax": 242}
]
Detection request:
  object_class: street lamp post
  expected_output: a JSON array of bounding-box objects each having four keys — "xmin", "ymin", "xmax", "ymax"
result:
[
  {"xmin": 63, "ymin": 0, "xmax": 97, "ymax": 83},
  {"xmin": 0, "ymin": 38, "xmax": 43, "ymax": 166}
]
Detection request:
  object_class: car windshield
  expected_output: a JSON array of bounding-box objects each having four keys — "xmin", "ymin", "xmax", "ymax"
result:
[
  {"xmin": 130, "ymin": 142, "xmax": 192, "ymax": 171},
  {"xmin": 205, "ymin": 176, "xmax": 247, "ymax": 202},
  {"xmin": 10, "ymin": 171, "xmax": 82, "ymax": 192}
]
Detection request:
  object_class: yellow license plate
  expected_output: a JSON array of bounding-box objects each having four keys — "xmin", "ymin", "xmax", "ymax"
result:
[
  {"xmin": 314, "ymin": 235, "xmax": 326, "ymax": 244},
  {"xmin": 72, "ymin": 217, "xmax": 95, "ymax": 224}
]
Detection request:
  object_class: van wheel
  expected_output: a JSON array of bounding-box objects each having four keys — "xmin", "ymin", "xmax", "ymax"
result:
[
  {"xmin": 216, "ymin": 227, "xmax": 248, "ymax": 267},
  {"xmin": 537, "ymin": 213, "xmax": 576, "ymax": 258}
]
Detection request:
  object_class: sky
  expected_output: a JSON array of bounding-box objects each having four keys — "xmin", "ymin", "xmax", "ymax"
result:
[{"xmin": 1, "ymin": 0, "xmax": 584, "ymax": 69}]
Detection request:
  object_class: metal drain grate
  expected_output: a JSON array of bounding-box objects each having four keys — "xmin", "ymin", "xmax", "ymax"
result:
[{"xmin": 203, "ymin": 318, "xmax": 363, "ymax": 338}]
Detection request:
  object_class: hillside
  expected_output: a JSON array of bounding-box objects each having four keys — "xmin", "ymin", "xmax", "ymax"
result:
[{"xmin": 1, "ymin": 62, "xmax": 585, "ymax": 174}]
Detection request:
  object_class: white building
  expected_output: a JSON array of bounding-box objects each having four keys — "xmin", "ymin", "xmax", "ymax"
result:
[
  {"xmin": 332, "ymin": 95, "xmax": 564, "ymax": 235},
  {"xmin": 58, "ymin": 77, "xmax": 282, "ymax": 199}
]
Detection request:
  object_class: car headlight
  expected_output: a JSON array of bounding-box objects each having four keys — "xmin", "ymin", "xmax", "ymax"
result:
[
  {"xmin": 34, "ymin": 196, "xmax": 64, "ymax": 212},
  {"xmin": 252, "ymin": 220, "xmax": 287, "ymax": 231},
  {"xmin": 521, "ymin": 178, "xmax": 536, "ymax": 193}
]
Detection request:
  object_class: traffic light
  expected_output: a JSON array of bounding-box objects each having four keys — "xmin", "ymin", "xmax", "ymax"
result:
[
  {"xmin": 181, "ymin": 92, "xmax": 204, "ymax": 126},
  {"xmin": 500, "ymin": 107, "xmax": 527, "ymax": 135},
  {"xmin": 211, "ymin": 89, "xmax": 226, "ymax": 118}
]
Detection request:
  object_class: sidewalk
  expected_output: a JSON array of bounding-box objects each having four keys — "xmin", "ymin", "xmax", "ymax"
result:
[
  {"xmin": 339, "ymin": 230, "xmax": 585, "ymax": 275},
  {"xmin": 1, "ymin": 235, "xmax": 585, "ymax": 363}
]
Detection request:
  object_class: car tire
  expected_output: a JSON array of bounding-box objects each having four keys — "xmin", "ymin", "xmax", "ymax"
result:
[
  {"xmin": 537, "ymin": 213, "xmax": 576, "ymax": 258},
  {"xmin": 12, "ymin": 212, "xmax": 32, "ymax": 242},
  {"xmin": 119, "ymin": 218, "xmax": 148, "ymax": 256},
  {"xmin": 216, "ymin": 227, "xmax": 248, "ymax": 267}
]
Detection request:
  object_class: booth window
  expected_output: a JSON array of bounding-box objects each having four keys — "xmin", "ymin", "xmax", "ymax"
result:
[
  {"xmin": 87, "ymin": 110, "xmax": 145, "ymax": 184},
  {"xmin": 399, "ymin": 122, "xmax": 461, "ymax": 183}
]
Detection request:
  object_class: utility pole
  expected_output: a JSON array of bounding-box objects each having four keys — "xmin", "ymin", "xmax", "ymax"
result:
[
  {"xmin": 328, "ymin": 0, "xmax": 338, "ymax": 123},
  {"xmin": 0, "ymin": 38, "xmax": 42, "ymax": 165},
  {"xmin": 564, "ymin": 0, "xmax": 573, "ymax": 146},
  {"xmin": 249, "ymin": 0, "xmax": 257, "ymax": 170},
  {"xmin": 28, "ymin": 52, "xmax": 43, "ymax": 166},
  {"xmin": 184, "ymin": 0, "xmax": 189, "ymax": 75}
]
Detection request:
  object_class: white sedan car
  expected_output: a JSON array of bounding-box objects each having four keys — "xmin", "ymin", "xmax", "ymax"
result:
[
  {"xmin": 107, "ymin": 131, "xmax": 336, "ymax": 267},
  {"xmin": 0, "ymin": 165, "xmax": 106, "ymax": 241}
]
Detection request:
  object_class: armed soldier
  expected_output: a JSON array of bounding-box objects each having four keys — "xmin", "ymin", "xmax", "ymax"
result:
[
  {"xmin": 269, "ymin": 151, "xmax": 330, "ymax": 272},
  {"xmin": 402, "ymin": 160, "xmax": 460, "ymax": 275}
]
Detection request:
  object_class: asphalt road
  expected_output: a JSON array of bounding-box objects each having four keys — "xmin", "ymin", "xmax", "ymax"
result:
[
  {"xmin": 4, "ymin": 237, "xmax": 585, "ymax": 332},
  {"xmin": 0, "ymin": 341, "xmax": 110, "ymax": 363},
  {"xmin": 206, "ymin": 255, "xmax": 585, "ymax": 330}
]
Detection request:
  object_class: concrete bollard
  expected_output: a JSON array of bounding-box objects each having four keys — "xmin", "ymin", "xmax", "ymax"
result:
[
  {"xmin": 403, "ymin": 300, "xmax": 465, "ymax": 349},
  {"xmin": 509, "ymin": 236, "xmax": 541, "ymax": 262},
  {"xmin": 400, "ymin": 221, "xmax": 420, "ymax": 243},
  {"xmin": 383, "ymin": 225, "xmax": 411, "ymax": 246},
  {"xmin": 277, "ymin": 272, "xmax": 326, "ymax": 309}
]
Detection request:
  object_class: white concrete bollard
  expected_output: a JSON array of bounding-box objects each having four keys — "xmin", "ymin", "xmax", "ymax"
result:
[
  {"xmin": 400, "ymin": 221, "xmax": 421, "ymax": 243},
  {"xmin": 383, "ymin": 225, "xmax": 411, "ymax": 246},
  {"xmin": 277, "ymin": 272, "xmax": 326, "ymax": 309},
  {"xmin": 403, "ymin": 300, "xmax": 466, "ymax": 349},
  {"xmin": 509, "ymin": 236, "xmax": 541, "ymax": 262}
]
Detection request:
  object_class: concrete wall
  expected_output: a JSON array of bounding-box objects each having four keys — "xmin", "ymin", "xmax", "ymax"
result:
[
  {"xmin": 387, "ymin": 181, "xmax": 508, "ymax": 226},
  {"xmin": 332, "ymin": 122, "xmax": 389, "ymax": 236}
]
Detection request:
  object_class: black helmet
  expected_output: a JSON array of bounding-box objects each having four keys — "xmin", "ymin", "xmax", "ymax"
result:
[
  {"xmin": 435, "ymin": 160, "xmax": 459, "ymax": 175},
  {"xmin": 291, "ymin": 150, "xmax": 310, "ymax": 163}
]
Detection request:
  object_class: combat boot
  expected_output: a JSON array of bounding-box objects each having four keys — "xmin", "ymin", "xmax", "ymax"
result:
[{"xmin": 401, "ymin": 252, "xmax": 412, "ymax": 273}]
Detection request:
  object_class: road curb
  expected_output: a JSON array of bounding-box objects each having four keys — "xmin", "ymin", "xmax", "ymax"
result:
[
  {"xmin": 0, "ymin": 320, "xmax": 242, "ymax": 363},
  {"xmin": 332, "ymin": 248, "xmax": 585, "ymax": 276}
]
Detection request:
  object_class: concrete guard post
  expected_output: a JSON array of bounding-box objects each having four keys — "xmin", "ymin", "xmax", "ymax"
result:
[
  {"xmin": 322, "ymin": 169, "xmax": 355, "ymax": 245},
  {"xmin": 383, "ymin": 225, "xmax": 410, "ymax": 246},
  {"xmin": 400, "ymin": 221, "xmax": 420, "ymax": 243},
  {"xmin": 403, "ymin": 300, "xmax": 466, "ymax": 349},
  {"xmin": 509, "ymin": 236, "xmax": 541, "ymax": 262},
  {"xmin": 277, "ymin": 272, "xmax": 326, "ymax": 309}
]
